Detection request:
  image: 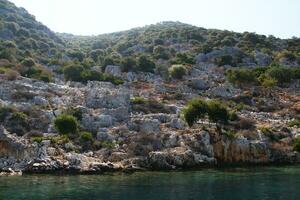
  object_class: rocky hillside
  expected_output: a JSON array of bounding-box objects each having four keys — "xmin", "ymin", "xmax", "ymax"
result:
[{"xmin": 0, "ymin": 0, "xmax": 300, "ymax": 175}]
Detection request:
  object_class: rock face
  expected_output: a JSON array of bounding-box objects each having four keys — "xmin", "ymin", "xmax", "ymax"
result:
[
  {"xmin": 0, "ymin": 126, "xmax": 46, "ymax": 171},
  {"xmin": 129, "ymin": 118, "xmax": 161, "ymax": 133},
  {"xmin": 85, "ymin": 82, "xmax": 130, "ymax": 109},
  {"xmin": 213, "ymin": 135, "xmax": 270, "ymax": 163},
  {"xmin": 105, "ymin": 65, "xmax": 122, "ymax": 77}
]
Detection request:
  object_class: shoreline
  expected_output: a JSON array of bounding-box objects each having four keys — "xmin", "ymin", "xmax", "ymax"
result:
[{"xmin": 2, "ymin": 162, "xmax": 299, "ymax": 176}]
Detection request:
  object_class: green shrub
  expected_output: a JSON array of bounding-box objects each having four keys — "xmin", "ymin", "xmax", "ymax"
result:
[
  {"xmin": 103, "ymin": 73, "xmax": 124, "ymax": 85},
  {"xmin": 153, "ymin": 45, "xmax": 170, "ymax": 59},
  {"xmin": 182, "ymin": 99, "xmax": 208, "ymax": 127},
  {"xmin": 0, "ymin": 105, "xmax": 15, "ymax": 122},
  {"xmin": 258, "ymin": 75, "xmax": 277, "ymax": 87},
  {"xmin": 227, "ymin": 66, "xmax": 297, "ymax": 87},
  {"xmin": 63, "ymin": 64, "xmax": 84, "ymax": 82},
  {"xmin": 79, "ymin": 131, "xmax": 93, "ymax": 142},
  {"xmin": 207, "ymin": 100, "xmax": 229, "ymax": 124},
  {"xmin": 130, "ymin": 97, "xmax": 146, "ymax": 104},
  {"xmin": 215, "ymin": 55, "xmax": 234, "ymax": 66},
  {"xmin": 183, "ymin": 99, "xmax": 231, "ymax": 126},
  {"xmin": 64, "ymin": 107, "xmax": 83, "ymax": 121},
  {"xmin": 265, "ymin": 66, "xmax": 293, "ymax": 84},
  {"xmin": 172, "ymin": 52, "xmax": 195, "ymax": 65},
  {"xmin": 293, "ymin": 138, "xmax": 300, "ymax": 152},
  {"xmin": 169, "ymin": 64, "xmax": 187, "ymax": 79},
  {"xmin": 292, "ymin": 68, "xmax": 300, "ymax": 79},
  {"xmin": 32, "ymin": 136, "xmax": 44, "ymax": 143},
  {"xmin": 136, "ymin": 55, "xmax": 155, "ymax": 72},
  {"xmin": 224, "ymin": 130, "xmax": 236, "ymax": 139},
  {"xmin": 259, "ymin": 126, "xmax": 272, "ymax": 134},
  {"xmin": 54, "ymin": 114, "xmax": 79, "ymax": 135},
  {"xmin": 131, "ymin": 97, "xmax": 172, "ymax": 114},
  {"xmin": 7, "ymin": 112, "xmax": 29, "ymax": 136},
  {"xmin": 121, "ymin": 57, "xmax": 137, "ymax": 72},
  {"xmin": 21, "ymin": 58, "xmax": 36, "ymax": 67},
  {"xmin": 288, "ymin": 120, "xmax": 300, "ymax": 127},
  {"xmin": 226, "ymin": 68, "xmax": 257, "ymax": 85}
]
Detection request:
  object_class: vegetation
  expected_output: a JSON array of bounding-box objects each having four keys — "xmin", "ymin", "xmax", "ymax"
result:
[
  {"xmin": 182, "ymin": 99, "xmax": 230, "ymax": 127},
  {"xmin": 0, "ymin": 105, "xmax": 29, "ymax": 136},
  {"xmin": 293, "ymin": 138, "xmax": 300, "ymax": 152},
  {"xmin": 63, "ymin": 63, "xmax": 123, "ymax": 85},
  {"xmin": 79, "ymin": 131, "xmax": 93, "ymax": 142},
  {"xmin": 288, "ymin": 119, "xmax": 300, "ymax": 128},
  {"xmin": 130, "ymin": 97, "xmax": 172, "ymax": 114},
  {"xmin": 226, "ymin": 66, "xmax": 299, "ymax": 87},
  {"xmin": 169, "ymin": 64, "xmax": 187, "ymax": 79},
  {"xmin": 54, "ymin": 114, "xmax": 79, "ymax": 135},
  {"xmin": 182, "ymin": 99, "xmax": 208, "ymax": 127}
]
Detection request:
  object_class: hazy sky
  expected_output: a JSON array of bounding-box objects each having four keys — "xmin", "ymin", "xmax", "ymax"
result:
[{"xmin": 9, "ymin": 0, "xmax": 300, "ymax": 38}]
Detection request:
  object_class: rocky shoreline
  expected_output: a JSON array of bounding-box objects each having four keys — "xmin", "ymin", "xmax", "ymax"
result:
[{"xmin": 1, "ymin": 69, "xmax": 300, "ymax": 176}]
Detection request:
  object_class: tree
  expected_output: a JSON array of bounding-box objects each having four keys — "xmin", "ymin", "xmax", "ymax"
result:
[
  {"xmin": 183, "ymin": 99, "xmax": 208, "ymax": 127},
  {"xmin": 207, "ymin": 100, "xmax": 229, "ymax": 124},
  {"xmin": 63, "ymin": 64, "xmax": 84, "ymax": 82},
  {"xmin": 121, "ymin": 57, "xmax": 137, "ymax": 72},
  {"xmin": 21, "ymin": 58, "xmax": 36, "ymax": 67},
  {"xmin": 153, "ymin": 45, "xmax": 169, "ymax": 59},
  {"xmin": 183, "ymin": 99, "xmax": 230, "ymax": 127},
  {"xmin": 136, "ymin": 55, "xmax": 155, "ymax": 72}
]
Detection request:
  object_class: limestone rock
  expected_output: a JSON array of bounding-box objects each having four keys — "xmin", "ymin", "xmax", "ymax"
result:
[{"xmin": 105, "ymin": 65, "xmax": 122, "ymax": 77}]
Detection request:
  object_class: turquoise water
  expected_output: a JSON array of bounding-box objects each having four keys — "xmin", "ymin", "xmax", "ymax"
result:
[{"xmin": 0, "ymin": 166, "xmax": 300, "ymax": 200}]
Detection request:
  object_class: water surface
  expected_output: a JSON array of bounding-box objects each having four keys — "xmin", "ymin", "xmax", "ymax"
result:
[{"xmin": 0, "ymin": 166, "xmax": 299, "ymax": 200}]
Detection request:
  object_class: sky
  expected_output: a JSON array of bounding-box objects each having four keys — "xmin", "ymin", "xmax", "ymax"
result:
[{"xmin": 8, "ymin": 0, "xmax": 300, "ymax": 38}]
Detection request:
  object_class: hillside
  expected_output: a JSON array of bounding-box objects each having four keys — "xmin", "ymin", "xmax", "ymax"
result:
[{"xmin": 0, "ymin": 0, "xmax": 300, "ymax": 175}]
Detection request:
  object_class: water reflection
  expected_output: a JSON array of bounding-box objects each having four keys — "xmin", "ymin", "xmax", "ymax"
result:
[{"xmin": 0, "ymin": 166, "xmax": 299, "ymax": 200}]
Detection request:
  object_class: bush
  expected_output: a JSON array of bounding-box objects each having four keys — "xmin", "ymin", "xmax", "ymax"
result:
[
  {"xmin": 293, "ymin": 138, "xmax": 300, "ymax": 152},
  {"xmin": 153, "ymin": 45, "xmax": 170, "ymax": 59},
  {"xmin": 172, "ymin": 52, "xmax": 195, "ymax": 65},
  {"xmin": 207, "ymin": 100, "xmax": 229, "ymax": 124},
  {"xmin": 63, "ymin": 64, "xmax": 84, "ymax": 82},
  {"xmin": 266, "ymin": 66, "xmax": 293, "ymax": 84},
  {"xmin": 54, "ymin": 114, "xmax": 79, "ymax": 135},
  {"xmin": 226, "ymin": 68, "xmax": 257, "ymax": 85},
  {"xmin": 7, "ymin": 112, "xmax": 29, "ymax": 136},
  {"xmin": 183, "ymin": 99, "xmax": 231, "ymax": 127},
  {"xmin": 64, "ymin": 107, "xmax": 83, "ymax": 121},
  {"xmin": 80, "ymin": 69, "xmax": 104, "ymax": 82},
  {"xmin": 215, "ymin": 55, "xmax": 233, "ymax": 66},
  {"xmin": 131, "ymin": 97, "xmax": 146, "ymax": 104},
  {"xmin": 182, "ymin": 99, "xmax": 208, "ymax": 127},
  {"xmin": 136, "ymin": 55, "xmax": 155, "ymax": 72},
  {"xmin": 288, "ymin": 119, "xmax": 300, "ymax": 127},
  {"xmin": 21, "ymin": 58, "xmax": 36, "ymax": 67},
  {"xmin": 131, "ymin": 97, "xmax": 172, "ymax": 114},
  {"xmin": 79, "ymin": 131, "xmax": 93, "ymax": 142},
  {"xmin": 169, "ymin": 64, "xmax": 187, "ymax": 79},
  {"xmin": 121, "ymin": 57, "xmax": 137, "ymax": 72}
]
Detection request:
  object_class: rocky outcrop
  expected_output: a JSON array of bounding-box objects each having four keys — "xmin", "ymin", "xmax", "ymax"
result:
[
  {"xmin": 105, "ymin": 65, "xmax": 122, "ymax": 77},
  {"xmin": 85, "ymin": 82, "xmax": 130, "ymax": 109}
]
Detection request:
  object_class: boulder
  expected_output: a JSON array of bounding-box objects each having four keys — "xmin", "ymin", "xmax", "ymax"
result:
[
  {"xmin": 98, "ymin": 114, "xmax": 113, "ymax": 128},
  {"xmin": 129, "ymin": 118, "xmax": 161, "ymax": 133},
  {"xmin": 85, "ymin": 82, "xmax": 130, "ymax": 109},
  {"xmin": 105, "ymin": 65, "xmax": 122, "ymax": 77},
  {"xmin": 254, "ymin": 51, "xmax": 272, "ymax": 66},
  {"xmin": 33, "ymin": 96, "xmax": 48, "ymax": 106},
  {"xmin": 170, "ymin": 117, "xmax": 185, "ymax": 129},
  {"xmin": 96, "ymin": 128, "xmax": 114, "ymax": 142},
  {"xmin": 189, "ymin": 78, "xmax": 210, "ymax": 90}
]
